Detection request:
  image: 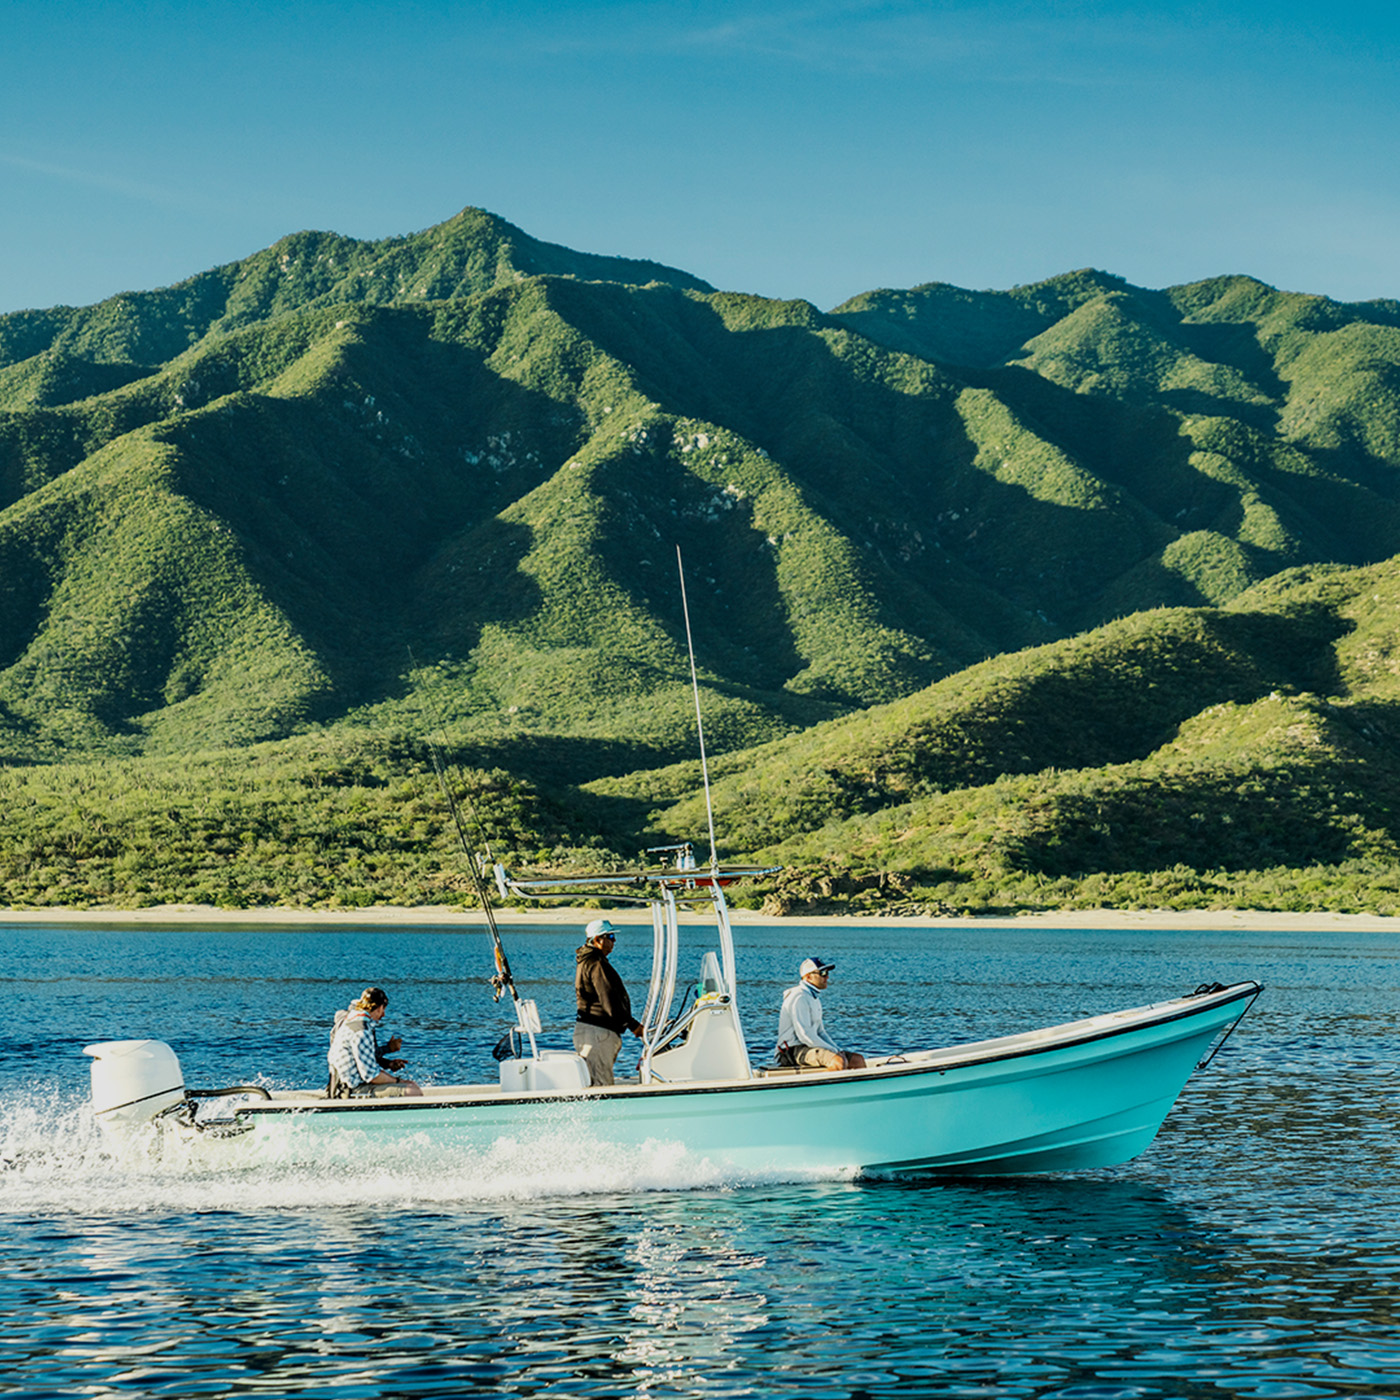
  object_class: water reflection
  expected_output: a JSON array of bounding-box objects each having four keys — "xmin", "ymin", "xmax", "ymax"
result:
[{"xmin": 7, "ymin": 1168, "xmax": 1400, "ymax": 1397}]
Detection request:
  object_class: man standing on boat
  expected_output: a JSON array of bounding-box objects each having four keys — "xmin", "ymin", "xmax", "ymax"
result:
[
  {"xmin": 574, "ymin": 918, "xmax": 642, "ymax": 1086},
  {"xmin": 776, "ymin": 958, "xmax": 867, "ymax": 1071}
]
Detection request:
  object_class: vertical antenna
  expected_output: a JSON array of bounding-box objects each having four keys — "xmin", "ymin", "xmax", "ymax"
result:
[{"xmin": 677, "ymin": 546, "xmax": 719, "ymax": 872}]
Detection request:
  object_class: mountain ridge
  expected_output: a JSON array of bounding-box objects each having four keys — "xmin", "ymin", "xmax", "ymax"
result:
[
  {"xmin": 3, "ymin": 208, "xmax": 1400, "ymax": 911},
  {"xmin": 0, "ymin": 207, "xmax": 714, "ymax": 388}
]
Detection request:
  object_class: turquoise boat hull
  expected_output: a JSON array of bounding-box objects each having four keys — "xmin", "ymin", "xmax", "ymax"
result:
[{"xmin": 233, "ymin": 981, "xmax": 1260, "ymax": 1177}]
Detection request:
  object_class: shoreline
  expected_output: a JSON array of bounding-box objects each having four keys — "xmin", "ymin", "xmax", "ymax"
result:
[{"xmin": 3, "ymin": 903, "xmax": 1398, "ymax": 933}]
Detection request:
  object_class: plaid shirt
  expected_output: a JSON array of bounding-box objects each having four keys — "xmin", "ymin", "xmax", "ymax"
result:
[{"xmin": 327, "ymin": 1009, "xmax": 379, "ymax": 1088}]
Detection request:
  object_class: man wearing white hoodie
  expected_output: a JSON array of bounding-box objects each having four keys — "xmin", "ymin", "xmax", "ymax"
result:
[{"xmin": 775, "ymin": 957, "xmax": 867, "ymax": 1071}]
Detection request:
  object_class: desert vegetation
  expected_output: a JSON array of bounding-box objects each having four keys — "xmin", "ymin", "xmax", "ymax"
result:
[{"xmin": 4, "ymin": 210, "xmax": 1400, "ymax": 913}]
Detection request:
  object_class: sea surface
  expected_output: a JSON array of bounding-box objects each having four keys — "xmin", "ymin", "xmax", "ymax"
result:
[{"xmin": 2, "ymin": 917, "xmax": 1396, "ymax": 1399}]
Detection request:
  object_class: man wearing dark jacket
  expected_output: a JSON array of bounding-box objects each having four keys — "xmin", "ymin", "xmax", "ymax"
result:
[{"xmin": 574, "ymin": 918, "xmax": 642, "ymax": 1086}]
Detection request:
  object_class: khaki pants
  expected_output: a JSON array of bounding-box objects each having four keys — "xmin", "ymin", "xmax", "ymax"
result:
[
  {"xmin": 574, "ymin": 1023, "xmax": 622, "ymax": 1086},
  {"xmin": 778, "ymin": 1045, "xmax": 845, "ymax": 1071}
]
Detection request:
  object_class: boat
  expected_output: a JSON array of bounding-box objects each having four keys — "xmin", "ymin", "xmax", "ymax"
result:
[
  {"xmin": 83, "ymin": 854, "xmax": 1262, "ymax": 1177},
  {"xmin": 82, "ymin": 555, "xmax": 1261, "ymax": 1177}
]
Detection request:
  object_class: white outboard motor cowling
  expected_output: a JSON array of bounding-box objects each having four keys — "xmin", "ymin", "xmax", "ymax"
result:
[{"xmin": 84, "ymin": 1039, "xmax": 186, "ymax": 1132}]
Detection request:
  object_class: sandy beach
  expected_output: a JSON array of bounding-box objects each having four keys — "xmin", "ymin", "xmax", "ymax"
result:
[{"xmin": 4, "ymin": 903, "xmax": 1398, "ymax": 933}]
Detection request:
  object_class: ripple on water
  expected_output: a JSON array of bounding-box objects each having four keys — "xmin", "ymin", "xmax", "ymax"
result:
[{"xmin": 5, "ymin": 923, "xmax": 1400, "ymax": 1398}]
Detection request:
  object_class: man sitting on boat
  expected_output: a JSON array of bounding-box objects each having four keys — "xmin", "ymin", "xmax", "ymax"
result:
[
  {"xmin": 574, "ymin": 919, "xmax": 643, "ymax": 1086},
  {"xmin": 776, "ymin": 958, "xmax": 867, "ymax": 1071},
  {"xmin": 327, "ymin": 987, "xmax": 423, "ymax": 1097}
]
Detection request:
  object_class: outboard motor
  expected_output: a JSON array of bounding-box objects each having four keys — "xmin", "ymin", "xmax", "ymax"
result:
[{"xmin": 84, "ymin": 1039, "xmax": 186, "ymax": 1133}]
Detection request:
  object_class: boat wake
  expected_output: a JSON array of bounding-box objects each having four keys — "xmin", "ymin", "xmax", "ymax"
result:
[{"xmin": 0, "ymin": 1086, "xmax": 849, "ymax": 1215}]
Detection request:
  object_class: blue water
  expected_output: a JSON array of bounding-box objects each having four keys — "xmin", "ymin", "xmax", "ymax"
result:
[{"xmin": 3, "ymin": 918, "xmax": 1398, "ymax": 1398}]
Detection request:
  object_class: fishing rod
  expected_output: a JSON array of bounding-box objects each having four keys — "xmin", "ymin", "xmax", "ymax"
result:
[
  {"xmin": 676, "ymin": 546, "xmax": 720, "ymax": 875},
  {"xmin": 421, "ymin": 731, "xmax": 543, "ymax": 1054},
  {"xmin": 409, "ymin": 660, "xmax": 541, "ymax": 1050},
  {"xmin": 422, "ymin": 738, "xmax": 507, "ymax": 992}
]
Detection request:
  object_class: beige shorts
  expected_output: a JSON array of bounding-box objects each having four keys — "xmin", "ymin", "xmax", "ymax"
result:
[
  {"xmin": 779, "ymin": 1045, "xmax": 845, "ymax": 1071},
  {"xmin": 358, "ymin": 1080, "xmax": 417, "ymax": 1098}
]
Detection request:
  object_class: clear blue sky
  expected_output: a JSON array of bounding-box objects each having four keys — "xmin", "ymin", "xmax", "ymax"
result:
[{"xmin": 2, "ymin": 0, "xmax": 1396, "ymax": 316}]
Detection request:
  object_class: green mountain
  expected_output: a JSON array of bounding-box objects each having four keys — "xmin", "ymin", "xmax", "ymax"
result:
[
  {"xmin": 594, "ymin": 556, "xmax": 1400, "ymax": 913},
  {"xmin": 4, "ymin": 207, "xmax": 1400, "ymax": 911}
]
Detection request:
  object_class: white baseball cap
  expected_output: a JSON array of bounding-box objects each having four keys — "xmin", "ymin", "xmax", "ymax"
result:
[
  {"xmin": 586, "ymin": 918, "xmax": 619, "ymax": 940},
  {"xmin": 800, "ymin": 957, "xmax": 835, "ymax": 977}
]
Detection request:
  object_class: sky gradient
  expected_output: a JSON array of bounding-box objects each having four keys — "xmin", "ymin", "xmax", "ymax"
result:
[{"xmin": 2, "ymin": 0, "xmax": 1397, "ymax": 316}]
